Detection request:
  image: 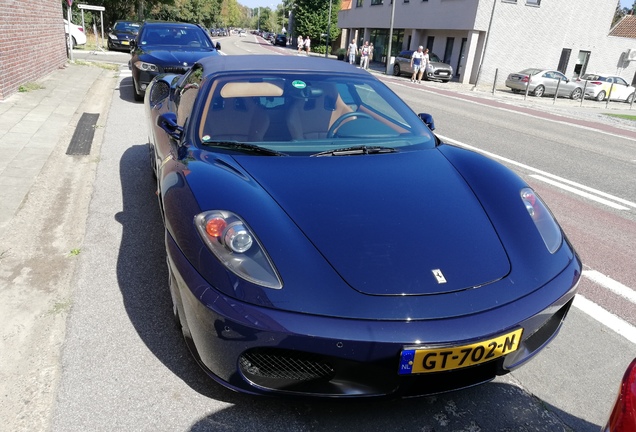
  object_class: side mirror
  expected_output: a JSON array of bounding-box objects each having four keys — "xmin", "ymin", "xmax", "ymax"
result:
[
  {"xmin": 157, "ymin": 112, "xmax": 183, "ymax": 140},
  {"xmin": 216, "ymin": 42, "xmax": 221, "ymax": 51},
  {"xmin": 418, "ymin": 113, "xmax": 435, "ymax": 131}
]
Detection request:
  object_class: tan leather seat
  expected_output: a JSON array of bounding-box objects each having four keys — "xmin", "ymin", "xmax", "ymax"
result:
[
  {"xmin": 203, "ymin": 96, "xmax": 270, "ymax": 142},
  {"xmin": 287, "ymin": 84, "xmax": 352, "ymax": 140}
]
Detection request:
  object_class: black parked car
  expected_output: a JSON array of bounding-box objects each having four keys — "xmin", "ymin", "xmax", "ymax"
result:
[
  {"xmin": 274, "ymin": 34, "xmax": 287, "ymax": 46},
  {"xmin": 107, "ymin": 20, "xmax": 140, "ymax": 51},
  {"xmin": 130, "ymin": 21, "xmax": 221, "ymax": 102}
]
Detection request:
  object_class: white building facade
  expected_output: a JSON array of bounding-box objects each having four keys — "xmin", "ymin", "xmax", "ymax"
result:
[{"xmin": 338, "ymin": 0, "xmax": 636, "ymax": 87}]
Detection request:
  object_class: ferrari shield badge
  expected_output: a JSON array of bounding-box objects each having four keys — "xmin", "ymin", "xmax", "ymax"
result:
[{"xmin": 432, "ymin": 269, "xmax": 447, "ymax": 284}]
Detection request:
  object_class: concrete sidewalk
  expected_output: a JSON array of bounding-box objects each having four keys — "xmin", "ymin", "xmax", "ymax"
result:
[{"xmin": 0, "ymin": 62, "xmax": 112, "ymax": 234}]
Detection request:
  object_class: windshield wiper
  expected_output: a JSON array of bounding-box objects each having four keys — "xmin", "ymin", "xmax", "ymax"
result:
[
  {"xmin": 311, "ymin": 145, "xmax": 397, "ymax": 157},
  {"xmin": 202, "ymin": 141, "xmax": 287, "ymax": 156}
]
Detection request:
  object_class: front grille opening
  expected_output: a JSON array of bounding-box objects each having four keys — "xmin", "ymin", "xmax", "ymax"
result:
[{"xmin": 240, "ymin": 349, "xmax": 335, "ymax": 384}]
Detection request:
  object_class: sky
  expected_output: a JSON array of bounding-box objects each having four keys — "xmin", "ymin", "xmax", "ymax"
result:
[
  {"xmin": 239, "ymin": 0, "xmax": 282, "ymax": 10},
  {"xmin": 621, "ymin": 0, "xmax": 633, "ymax": 8}
]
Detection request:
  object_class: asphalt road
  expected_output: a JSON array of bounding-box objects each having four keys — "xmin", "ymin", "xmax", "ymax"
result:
[{"xmin": 52, "ymin": 36, "xmax": 636, "ymax": 431}]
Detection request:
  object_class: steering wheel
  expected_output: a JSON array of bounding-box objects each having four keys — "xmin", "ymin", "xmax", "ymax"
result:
[{"xmin": 327, "ymin": 112, "xmax": 374, "ymax": 138}]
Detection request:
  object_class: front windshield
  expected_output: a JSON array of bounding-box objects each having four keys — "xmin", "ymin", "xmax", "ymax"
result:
[
  {"xmin": 140, "ymin": 26, "xmax": 212, "ymax": 48},
  {"xmin": 196, "ymin": 73, "xmax": 435, "ymax": 155},
  {"xmin": 114, "ymin": 21, "xmax": 139, "ymax": 32}
]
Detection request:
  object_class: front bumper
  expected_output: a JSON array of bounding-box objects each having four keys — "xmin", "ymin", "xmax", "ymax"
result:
[{"xmin": 167, "ymin": 232, "xmax": 580, "ymax": 398}]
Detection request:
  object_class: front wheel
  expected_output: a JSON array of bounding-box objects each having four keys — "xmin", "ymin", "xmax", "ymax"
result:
[
  {"xmin": 595, "ymin": 90, "xmax": 606, "ymax": 102},
  {"xmin": 132, "ymin": 77, "xmax": 144, "ymax": 102},
  {"xmin": 570, "ymin": 87, "xmax": 582, "ymax": 100},
  {"xmin": 393, "ymin": 64, "xmax": 401, "ymax": 76},
  {"xmin": 533, "ymin": 85, "xmax": 545, "ymax": 97}
]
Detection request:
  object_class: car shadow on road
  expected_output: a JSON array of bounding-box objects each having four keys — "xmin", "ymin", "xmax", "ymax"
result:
[
  {"xmin": 115, "ymin": 143, "xmax": 249, "ymax": 404},
  {"xmin": 187, "ymin": 381, "xmax": 599, "ymax": 432}
]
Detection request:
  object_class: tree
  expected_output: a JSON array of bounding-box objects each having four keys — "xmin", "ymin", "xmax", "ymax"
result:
[{"xmin": 293, "ymin": 0, "xmax": 341, "ymax": 51}]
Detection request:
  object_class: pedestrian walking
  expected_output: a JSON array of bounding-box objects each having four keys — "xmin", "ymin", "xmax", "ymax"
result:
[
  {"xmin": 304, "ymin": 36, "xmax": 311, "ymax": 54},
  {"xmin": 347, "ymin": 39, "xmax": 358, "ymax": 65},
  {"xmin": 410, "ymin": 46, "xmax": 425, "ymax": 83},
  {"xmin": 360, "ymin": 41, "xmax": 370, "ymax": 69},
  {"xmin": 417, "ymin": 48, "xmax": 430, "ymax": 83},
  {"xmin": 297, "ymin": 35, "xmax": 304, "ymax": 53}
]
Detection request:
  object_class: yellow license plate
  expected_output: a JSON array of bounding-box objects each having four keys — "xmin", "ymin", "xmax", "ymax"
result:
[
  {"xmin": 398, "ymin": 328, "xmax": 523, "ymax": 375},
  {"xmin": 122, "ymin": 41, "xmax": 130, "ymax": 45}
]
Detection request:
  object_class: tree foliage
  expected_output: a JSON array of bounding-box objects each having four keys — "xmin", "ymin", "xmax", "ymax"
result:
[
  {"xmin": 62, "ymin": 0, "xmax": 253, "ymax": 30},
  {"xmin": 292, "ymin": 0, "xmax": 341, "ymax": 50}
]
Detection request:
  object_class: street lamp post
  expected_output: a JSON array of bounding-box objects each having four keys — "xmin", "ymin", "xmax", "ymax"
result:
[
  {"xmin": 385, "ymin": 0, "xmax": 397, "ymax": 74},
  {"xmin": 325, "ymin": 0, "xmax": 333, "ymax": 58}
]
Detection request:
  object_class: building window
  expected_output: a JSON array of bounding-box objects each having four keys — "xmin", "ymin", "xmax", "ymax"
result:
[
  {"xmin": 356, "ymin": 0, "xmax": 363, "ymax": 6},
  {"xmin": 502, "ymin": 0, "xmax": 517, "ymax": 3},
  {"xmin": 526, "ymin": 0, "xmax": 540, "ymax": 4},
  {"xmin": 557, "ymin": 48, "xmax": 571, "ymax": 74},
  {"xmin": 371, "ymin": 0, "xmax": 383, "ymax": 4}
]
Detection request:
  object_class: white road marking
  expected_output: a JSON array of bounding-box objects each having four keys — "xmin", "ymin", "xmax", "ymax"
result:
[
  {"xmin": 437, "ymin": 134, "xmax": 636, "ymax": 210},
  {"xmin": 583, "ymin": 270, "xmax": 636, "ymax": 304},
  {"xmin": 573, "ymin": 294, "xmax": 636, "ymax": 345},
  {"xmin": 529, "ymin": 174, "xmax": 629, "ymax": 210}
]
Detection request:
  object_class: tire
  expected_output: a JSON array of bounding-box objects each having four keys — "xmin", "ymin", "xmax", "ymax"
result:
[
  {"xmin": 595, "ymin": 90, "xmax": 606, "ymax": 102},
  {"xmin": 570, "ymin": 87, "xmax": 582, "ymax": 100},
  {"xmin": 132, "ymin": 77, "xmax": 144, "ymax": 102},
  {"xmin": 393, "ymin": 64, "xmax": 401, "ymax": 76},
  {"xmin": 533, "ymin": 85, "xmax": 545, "ymax": 97},
  {"xmin": 627, "ymin": 93, "xmax": 635, "ymax": 104}
]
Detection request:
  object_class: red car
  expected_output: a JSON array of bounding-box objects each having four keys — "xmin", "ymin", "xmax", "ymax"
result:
[{"xmin": 605, "ymin": 358, "xmax": 636, "ymax": 431}]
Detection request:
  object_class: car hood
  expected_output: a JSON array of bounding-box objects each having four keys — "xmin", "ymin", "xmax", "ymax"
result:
[
  {"xmin": 235, "ymin": 150, "xmax": 510, "ymax": 296},
  {"xmin": 138, "ymin": 48, "xmax": 218, "ymax": 66}
]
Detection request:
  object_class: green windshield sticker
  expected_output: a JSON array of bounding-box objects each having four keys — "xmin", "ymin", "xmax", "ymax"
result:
[{"xmin": 292, "ymin": 80, "xmax": 306, "ymax": 89}]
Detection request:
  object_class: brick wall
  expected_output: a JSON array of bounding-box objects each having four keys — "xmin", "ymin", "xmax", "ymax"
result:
[{"xmin": 0, "ymin": 0, "xmax": 68, "ymax": 100}]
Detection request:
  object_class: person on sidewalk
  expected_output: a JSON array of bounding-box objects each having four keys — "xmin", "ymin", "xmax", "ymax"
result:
[
  {"xmin": 304, "ymin": 36, "xmax": 311, "ymax": 54},
  {"xmin": 360, "ymin": 41, "xmax": 370, "ymax": 70},
  {"xmin": 410, "ymin": 46, "xmax": 425, "ymax": 83},
  {"xmin": 347, "ymin": 39, "xmax": 358, "ymax": 65},
  {"xmin": 297, "ymin": 35, "xmax": 304, "ymax": 54},
  {"xmin": 417, "ymin": 48, "xmax": 430, "ymax": 83}
]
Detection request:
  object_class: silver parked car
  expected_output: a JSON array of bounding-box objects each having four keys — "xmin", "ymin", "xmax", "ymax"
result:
[
  {"xmin": 505, "ymin": 68, "xmax": 583, "ymax": 99},
  {"xmin": 393, "ymin": 50, "xmax": 453, "ymax": 82}
]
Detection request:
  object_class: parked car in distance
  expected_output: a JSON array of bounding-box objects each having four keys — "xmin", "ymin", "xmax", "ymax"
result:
[
  {"xmin": 107, "ymin": 20, "xmax": 140, "ymax": 51},
  {"xmin": 130, "ymin": 21, "xmax": 221, "ymax": 102},
  {"xmin": 145, "ymin": 54, "xmax": 581, "ymax": 398},
  {"xmin": 579, "ymin": 73, "xmax": 636, "ymax": 103},
  {"xmin": 393, "ymin": 50, "xmax": 453, "ymax": 82},
  {"xmin": 604, "ymin": 357, "xmax": 636, "ymax": 431},
  {"xmin": 505, "ymin": 68, "xmax": 584, "ymax": 99},
  {"xmin": 63, "ymin": 19, "xmax": 86, "ymax": 48},
  {"xmin": 274, "ymin": 34, "xmax": 287, "ymax": 46}
]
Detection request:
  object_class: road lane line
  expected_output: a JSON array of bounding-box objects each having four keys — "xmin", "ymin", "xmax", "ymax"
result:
[
  {"xmin": 529, "ymin": 175, "xmax": 629, "ymax": 210},
  {"xmin": 573, "ymin": 294, "xmax": 636, "ymax": 345},
  {"xmin": 438, "ymin": 134, "xmax": 636, "ymax": 210},
  {"xmin": 583, "ymin": 270, "xmax": 636, "ymax": 304}
]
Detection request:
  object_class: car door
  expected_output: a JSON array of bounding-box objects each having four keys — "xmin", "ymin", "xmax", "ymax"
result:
[
  {"xmin": 540, "ymin": 71, "xmax": 559, "ymax": 95},
  {"xmin": 609, "ymin": 76, "xmax": 629, "ymax": 100},
  {"xmin": 553, "ymin": 71, "xmax": 573, "ymax": 97}
]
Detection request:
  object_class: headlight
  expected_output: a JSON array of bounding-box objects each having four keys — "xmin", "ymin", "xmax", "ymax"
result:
[
  {"xmin": 108, "ymin": 34, "xmax": 118, "ymax": 40},
  {"xmin": 520, "ymin": 188, "xmax": 563, "ymax": 253},
  {"xmin": 134, "ymin": 60, "xmax": 158, "ymax": 72},
  {"xmin": 195, "ymin": 210, "xmax": 282, "ymax": 289}
]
